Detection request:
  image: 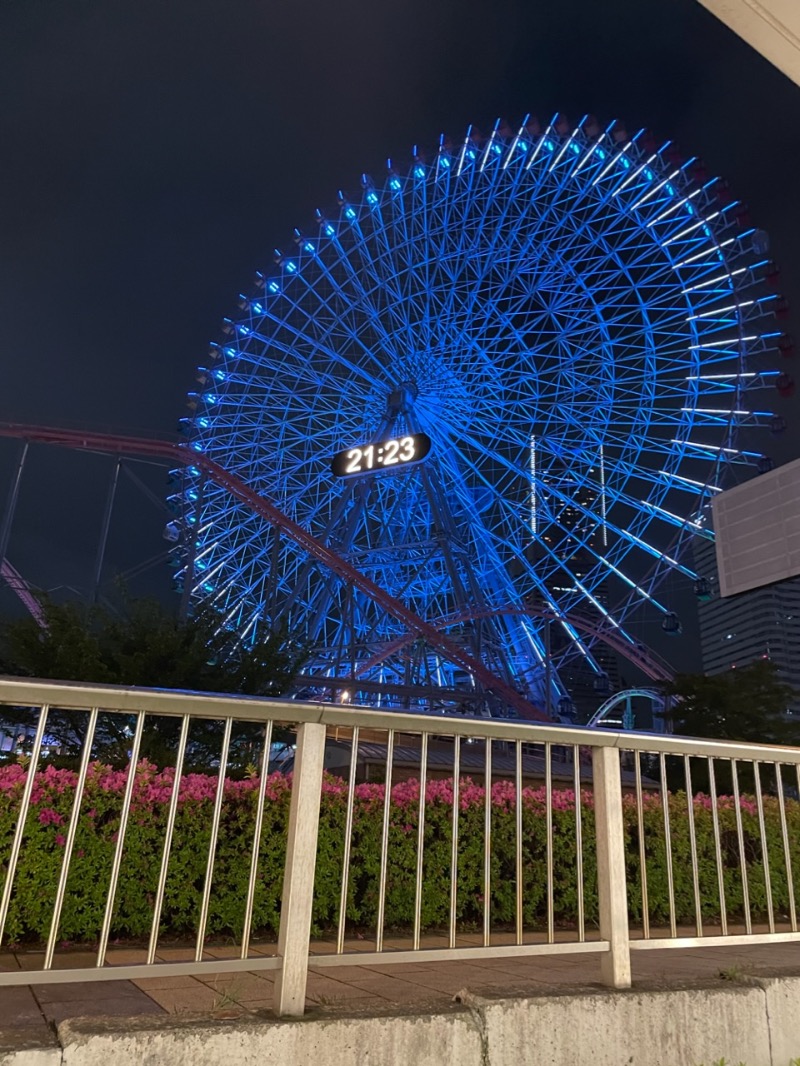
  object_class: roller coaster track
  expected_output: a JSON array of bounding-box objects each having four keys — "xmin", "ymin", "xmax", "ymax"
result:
[
  {"xmin": 0, "ymin": 423, "xmax": 554, "ymax": 720},
  {"xmin": 0, "ymin": 557, "xmax": 45, "ymax": 626}
]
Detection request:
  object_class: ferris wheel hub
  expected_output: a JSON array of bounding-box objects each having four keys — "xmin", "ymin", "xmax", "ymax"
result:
[{"xmin": 386, "ymin": 381, "xmax": 419, "ymax": 416}]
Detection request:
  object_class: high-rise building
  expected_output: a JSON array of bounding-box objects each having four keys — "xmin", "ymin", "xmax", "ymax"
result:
[
  {"xmin": 693, "ymin": 537, "xmax": 800, "ymax": 706},
  {"xmin": 531, "ymin": 448, "xmax": 621, "ymax": 718}
]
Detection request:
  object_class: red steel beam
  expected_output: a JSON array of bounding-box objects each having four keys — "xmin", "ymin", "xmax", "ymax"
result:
[
  {"xmin": 0, "ymin": 557, "xmax": 46, "ymax": 627},
  {"xmin": 0, "ymin": 422, "xmax": 551, "ymax": 721},
  {"xmin": 354, "ymin": 605, "xmax": 675, "ymax": 684}
]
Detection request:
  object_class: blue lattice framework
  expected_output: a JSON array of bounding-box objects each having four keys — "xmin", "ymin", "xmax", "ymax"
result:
[{"xmin": 173, "ymin": 113, "xmax": 789, "ymax": 716}]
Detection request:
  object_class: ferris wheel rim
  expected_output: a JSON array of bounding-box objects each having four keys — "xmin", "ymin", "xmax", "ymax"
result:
[{"xmin": 177, "ymin": 112, "xmax": 786, "ymax": 712}]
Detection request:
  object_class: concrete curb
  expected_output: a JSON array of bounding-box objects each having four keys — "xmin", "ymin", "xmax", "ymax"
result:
[
  {"xmin": 57, "ymin": 1006, "xmax": 484, "ymax": 1066},
  {"xmin": 462, "ymin": 982, "xmax": 774, "ymax": 1066},
  {"xmin": 2, "ymin": 976, "xmax": 799, "ymax": 1066},
  {"xmin": 0, "ymin": 1045, "xmax": 62, "ymax": 1066},
  {"xmin": 748, "ymin": 974, "xmax": 800, "ymax": 1066}
]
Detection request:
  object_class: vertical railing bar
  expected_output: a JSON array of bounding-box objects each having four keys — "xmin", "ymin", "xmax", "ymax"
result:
[
  {"xmin": 731, "ymin": 759, "xmax": 752, "ymax": 936},
  {"xmin": 147, "ymin": 715, "xmax": 191, "ymax": 965},
  {"xmin": 376, "ymin": 730, "xmax": 395, "ymax": 953},
  {"xmin": 708, "ymin": 758, "xmax": 728, "ymax": 937},
  {"xmin": 775, "ymin": 764, "xmax": 796, "ymax": 932},
  {"xmin": 658, "ymin": 751, "xmax": 677, "ymax": 939},
  {"xmin": 44, "ymin": 706, "xmax": 99, "ymax": 970},
  {"xmin": 448, "ymin": 735, "xmax": 460, "ymax": 950},
  {"xmin": 241, "ymin": 718, "xmax": 274, "ymax": 959},
  {"xmin": 574, "ymin": 744, "xmax": 585, "ymax": 944},
  {"xmin": 335, "ymin": 725, "xmax": 359, "ymax": 955},
  {"xmin": 515, "ymin": 740, "xmax": 523, "ymax": 946},
  {"xmin": 753, "ymin": 761, "xmax": 774, "ymax": 934},
  {"xmin": 14, "ymin": 689, "xmax": 800, "ymax": 979},
  {"xmin": 592, "ymin": 745, "xmax": 631, "ymax": 988},
  {"xmin": 96, "ymin": 710, "xmax": 146, "ymax": 967},
  {"xmin": 194, "ymin": 717, "xmax": 233, "ymax": 962},
  {"xmin": 483, "ymin": 737, "xmax": 492, "ymax": 948},
  {"xmin": 545, "ymin": 741, "xmax": 554, "ymax": 944},
  {"xmin": 412, "ymin": 733, "xmax": 429, "ymax": 951},
  {"xmin": 274, "ymin": 721, "xmax": 326, "ymax": 1017},
  {"xmin": 634, "ymin": 751, "xmax": 649, "ymax": 940},
  {"xmin": 0, "ymin": 703, "xmax": 50, "ymax": 947},
  {"xmin": 683, "ymin": 755, "xmax": 703, "ymax": 938}
]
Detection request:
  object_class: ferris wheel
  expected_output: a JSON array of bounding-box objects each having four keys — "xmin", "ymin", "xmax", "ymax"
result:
[{"xmin": 174, "ymin": 113, "xmax": 790, "ymax": 717}]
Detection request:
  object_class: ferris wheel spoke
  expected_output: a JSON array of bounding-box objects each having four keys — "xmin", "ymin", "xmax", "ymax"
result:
[
  {"xmin": 538, "ymin": 467, "xmax": 697, "ymax": 580},
  {"xmin": 238, "ymin": 311, "xmax": 380, "ymax": 392},
  {"xmin": 306, "ymin": 253, "xmax": 405, "ymax": 364},
  {"xmin": 557, "ymin": 463, "xmax": 707, "ymax": 550}
]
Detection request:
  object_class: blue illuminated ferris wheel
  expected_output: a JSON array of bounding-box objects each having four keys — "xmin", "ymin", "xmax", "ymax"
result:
[{"xmin": 176, "ymin": 114, "xmax": 790, "ymax": 719}]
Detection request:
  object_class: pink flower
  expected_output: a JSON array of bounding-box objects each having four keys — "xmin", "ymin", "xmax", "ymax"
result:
[
  {"xmin": 38, "ymin": 808, "xmax": 65, "ymax": 827},
  {"xmin": 0, "ymin": 764, "xmax": 27, "ymax": 793},
  {"xmin": 54, "ymin": 834, "xmax": 66, "ymax": 847}
]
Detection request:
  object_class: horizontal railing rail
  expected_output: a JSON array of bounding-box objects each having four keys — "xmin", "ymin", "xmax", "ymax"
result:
[
  {"xmin": 3, "ymin": 677, "xmax": 800, "ymax": 761},
  {"xmin": 0, "ymin": 677, "xmax": 798, "ymax": 1015}
]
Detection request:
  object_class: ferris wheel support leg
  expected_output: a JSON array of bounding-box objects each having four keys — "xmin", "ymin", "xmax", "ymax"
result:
[
  {"xmin": 0, "ymin": 442, "xmax": 28, "ymax": 571},
  {"xmin": 592, "ymin": 744, "xmax": 631, "ymax": 988},
  {"xmin": 544, "ymin": 618, "xmax": 553, "ymax": 719},
  {"xmin": 92, "ymin": 458, "xmax": 121, "ymax": 602}
]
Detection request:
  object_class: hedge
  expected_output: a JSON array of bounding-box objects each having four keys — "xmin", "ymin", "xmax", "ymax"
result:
[{"xmin": 0, "ymin": 761, "xmax": 797, "ymax": 944}]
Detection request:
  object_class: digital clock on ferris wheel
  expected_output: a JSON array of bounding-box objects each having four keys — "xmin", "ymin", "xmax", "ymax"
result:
[{"xmin": 330, "ymin": 432, "xmax": 432, "ymax": 477}]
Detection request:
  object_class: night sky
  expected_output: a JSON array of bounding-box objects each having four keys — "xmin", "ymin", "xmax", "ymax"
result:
[{"xmin": 1, "ymin": 0, "xmax": 799, "ymax": 664}]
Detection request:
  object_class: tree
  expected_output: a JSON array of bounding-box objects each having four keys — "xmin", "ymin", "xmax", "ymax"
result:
[
  {"xmin": 659, "ymin": 660, "xmax": 799, "ymax": 794},
  {"xmin": 660, "ymin": 660, "xmax": 798, "ymax": 745},
  {"xmin": 0, "ymin": 596, "xmax": 307, "ymax": 769}
]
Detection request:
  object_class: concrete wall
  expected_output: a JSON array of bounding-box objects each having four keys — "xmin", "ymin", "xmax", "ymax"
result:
[{"xmin": 9, "ymin": 975, "xmax": 800, "ymax": 1066}]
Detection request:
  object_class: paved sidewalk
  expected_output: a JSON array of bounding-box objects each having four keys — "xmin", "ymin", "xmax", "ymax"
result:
[{"xmin": 1, "ymin": 936, "xmax": 799, "ymax": 1053}]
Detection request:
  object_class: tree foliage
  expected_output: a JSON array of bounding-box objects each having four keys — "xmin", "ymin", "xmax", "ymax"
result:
[
  {"xmin": 660, "ymin": 660, "xmax": 799, "ymax": 746},
  {"xmin": 659, "ymin": 661, "xmax": 799, "ymax": 793},
  {"xmin": 0, "ymin": 596, "xmax": 301, "ymax": 695},
  {"xmin": 0, "ymin": 597, "xmax": 306, "ymax": 768}
]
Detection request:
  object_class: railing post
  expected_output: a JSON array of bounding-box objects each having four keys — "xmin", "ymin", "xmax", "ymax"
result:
[
  {"xmin": 274, "ymin": 721, "xmax": 326, "ymax": 1017},
  {"xmin": 592, "ymin": 744, "xmax": 631, "ymax": 988}
]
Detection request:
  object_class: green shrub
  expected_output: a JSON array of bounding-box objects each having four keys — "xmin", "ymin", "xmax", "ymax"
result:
[{"xmin": 0, "ymin": 762, "xmax": 797, "ymax": 945}]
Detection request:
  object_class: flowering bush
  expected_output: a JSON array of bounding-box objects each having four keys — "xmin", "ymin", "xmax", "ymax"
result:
[{"xmin": 0, "ymin": 761, "xmax": 796, "ymax": 945}]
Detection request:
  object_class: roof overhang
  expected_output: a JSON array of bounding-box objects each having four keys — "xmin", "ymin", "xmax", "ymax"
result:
[{"xmin": 697, "ymin": 0, "xmax": 800, "ymax": 87}]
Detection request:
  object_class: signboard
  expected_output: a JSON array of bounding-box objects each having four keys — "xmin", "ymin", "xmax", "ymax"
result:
[{"xmin": 712, "ymin": 456, "xmax": 800, "ymax": 596}]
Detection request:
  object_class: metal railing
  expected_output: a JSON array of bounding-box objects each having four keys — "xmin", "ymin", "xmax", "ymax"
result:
[{"xmin": 0, "ymin": 678, "xmax": 799, "ymax": 1016}]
